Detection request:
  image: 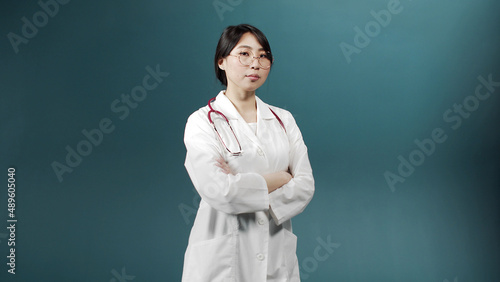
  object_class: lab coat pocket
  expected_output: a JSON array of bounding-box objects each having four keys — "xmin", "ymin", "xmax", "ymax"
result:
[
  {"xmin": 283, "ymin": 229, "xmax": 299, "ymax": 279},
  {"xmin": 185, "ymin": 232, "xmax": 236, "ymax": 282}
]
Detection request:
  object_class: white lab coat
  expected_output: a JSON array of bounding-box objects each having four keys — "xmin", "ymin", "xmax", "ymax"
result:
[{"xmin": 182, "ymin": 91, "xmax": 314, "ymax": 282}]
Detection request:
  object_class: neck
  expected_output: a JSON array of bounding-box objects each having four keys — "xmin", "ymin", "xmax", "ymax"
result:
[{"xmin": 224, "ymin": 87, "xmax": 257, "ymax": 123}]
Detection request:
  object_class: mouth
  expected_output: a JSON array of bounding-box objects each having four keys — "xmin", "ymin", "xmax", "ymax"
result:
[{"xmin": 246, "ymin": 74, "xmax": 260, "ymax": 81}]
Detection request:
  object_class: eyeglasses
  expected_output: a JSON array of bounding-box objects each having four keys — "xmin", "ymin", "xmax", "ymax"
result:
[{"xmin": 228, "ymin": 50, "xmax": 272, "ymax": 69}]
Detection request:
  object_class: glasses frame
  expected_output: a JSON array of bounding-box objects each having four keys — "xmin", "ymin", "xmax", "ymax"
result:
[{"xmin": 228, "ymin": 50, "xmax": 273, "ymax": 69}]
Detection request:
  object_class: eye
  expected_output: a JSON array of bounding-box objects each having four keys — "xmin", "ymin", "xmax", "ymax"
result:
[
  {"xmin": 259, "ymin": 53, "xmax": 269, "ymax": 59},
  {"xmin": 239, "ymin": 51, "xmax": 250, "ymax": 57}
]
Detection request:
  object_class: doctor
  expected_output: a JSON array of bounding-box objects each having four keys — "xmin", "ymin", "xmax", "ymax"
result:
[{"xmin": 182, "ymin": 24, "xmax": 314, "ymax": 282}]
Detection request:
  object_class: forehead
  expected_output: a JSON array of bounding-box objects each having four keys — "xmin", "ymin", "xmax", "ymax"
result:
[{"xmin": 234, "ymin": 32, "xmax": 265, "ymax": 50}]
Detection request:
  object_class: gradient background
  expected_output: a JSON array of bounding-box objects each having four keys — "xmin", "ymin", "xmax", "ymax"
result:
[{"xmin": 1, "ymin": 0, "xmax": 499, "ymax": 281}]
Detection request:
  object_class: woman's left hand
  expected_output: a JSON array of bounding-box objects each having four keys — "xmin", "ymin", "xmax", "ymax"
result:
[{"xmin": 215, "ymin": 157, "xmax": 234, "ymax": 175}]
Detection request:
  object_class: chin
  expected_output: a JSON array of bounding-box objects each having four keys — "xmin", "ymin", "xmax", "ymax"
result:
[
  {"xmin": 245, "ymin": 83, "xmax": 265, "ymax": 92},
  {"xmin": 244, "ymin": 87, "xmax": 261, "ymax": 92}
]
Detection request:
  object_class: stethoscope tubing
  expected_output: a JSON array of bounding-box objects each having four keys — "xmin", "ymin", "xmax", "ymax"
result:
[{"xmin": 207, "ymin": 96, "xmax": 286, "ymax": 156}]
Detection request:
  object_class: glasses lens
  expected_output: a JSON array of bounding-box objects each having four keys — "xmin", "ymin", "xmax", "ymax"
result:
[
  {"xmin": 259, "ymin": 56, "xmax": 271, "ymax": 69},
  {"xmin": 239, "ymin": 55, "xmax": 252, "ymax": 66},
  {"xmin": 238, "ymin": 52, "xmax": 271, "ymax": 69}
]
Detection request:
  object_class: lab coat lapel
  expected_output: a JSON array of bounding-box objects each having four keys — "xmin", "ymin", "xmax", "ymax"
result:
[
  {"xmin": 256, "ymin": 96, "xmax": 276, "ymax": 141},
  {"xmin": 213, "ymin": 91, "xmax": 240, "ymax": 120},
  {"xmin": 234, "ymin": 95, "xmax": 277, "ymax": 148},
  {"xmin": 213, "ymin": 92, "xmax": 270, "ymax": 150}
]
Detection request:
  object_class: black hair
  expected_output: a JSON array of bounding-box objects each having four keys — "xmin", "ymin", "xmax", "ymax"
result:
[{"xmin": 214, "ymin": 24, "xmax": 273, "ymax": 86}]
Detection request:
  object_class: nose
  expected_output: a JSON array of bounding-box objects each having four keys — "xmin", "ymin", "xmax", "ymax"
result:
[{"xmin": 250, "ymin": 57, "xmax": 260, "ymax": 69}]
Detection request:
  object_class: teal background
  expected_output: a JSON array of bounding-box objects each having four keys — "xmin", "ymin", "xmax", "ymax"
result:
[{"xmin": 1, "ymin": 0, "xmax": 499, "ymax": 281}]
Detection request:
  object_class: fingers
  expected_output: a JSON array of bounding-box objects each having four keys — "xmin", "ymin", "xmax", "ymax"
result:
[
  {"xmin": 215, "ymin": 159, "xmax": 225, "ymax": 169},
  {"xmin": 215, "ymin": 157, "xmax": 232, "ymax": 175}
]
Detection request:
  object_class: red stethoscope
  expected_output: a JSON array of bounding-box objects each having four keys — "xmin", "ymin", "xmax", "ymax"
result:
[{"xmin": 208, "ymin": 96, "xmax": 286, "ymax": 156}]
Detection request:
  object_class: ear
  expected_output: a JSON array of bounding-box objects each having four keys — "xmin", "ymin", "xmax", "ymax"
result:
[{"xmin": 218, "ymin": 58, "xmax": 225, "ymax": 70}]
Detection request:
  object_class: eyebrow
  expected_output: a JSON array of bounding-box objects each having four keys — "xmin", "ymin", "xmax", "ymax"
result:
[{"xmin": 236, "ymin": 45, "xmax": 265, "ymax": 51}]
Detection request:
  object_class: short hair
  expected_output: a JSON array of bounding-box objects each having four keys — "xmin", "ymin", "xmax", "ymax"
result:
[{"xmin": 214, "ymin": 24, "xmax": 274, "ymax": 86}]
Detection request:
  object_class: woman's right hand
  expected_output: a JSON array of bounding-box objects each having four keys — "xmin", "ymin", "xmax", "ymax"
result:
[{"xmin": 263, "ymin": 170, "xmax": 293, "ymax": 193}]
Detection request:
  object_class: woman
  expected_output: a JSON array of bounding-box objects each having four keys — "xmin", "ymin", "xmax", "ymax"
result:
[{"xmin": 182, "ymin": 24, "xmax": 314, "ymax": 282}]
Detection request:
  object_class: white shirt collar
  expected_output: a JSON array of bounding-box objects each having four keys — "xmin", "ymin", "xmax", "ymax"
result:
[{"xmin": 213, "ymin": 90, "xmax": 275, "ymax": 121}]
